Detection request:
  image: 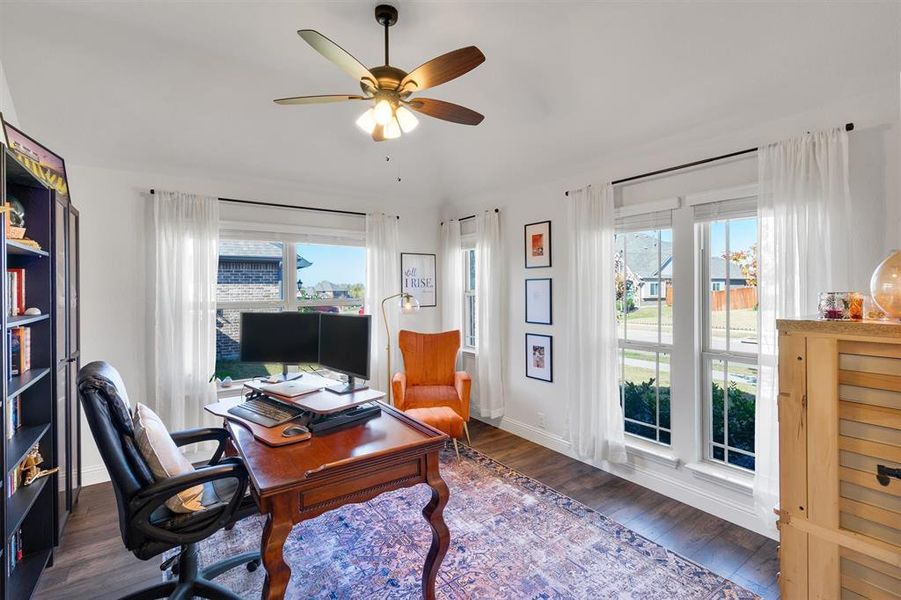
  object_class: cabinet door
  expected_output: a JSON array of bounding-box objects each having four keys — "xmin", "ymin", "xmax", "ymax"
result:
[
  {"xmin": 68, "ymin": 207, "xmax": 79, "ymax": 358},
  {"xmin": 56, "ymin": 362, "xmax": 69, "ymax": 534},
  {"xmin": 54, "ymin": 198, "xmax": 68, "ymax": 366},
  {"xmin": 68, "ymin": 207, "xmax": 81, "ymax": 502}
]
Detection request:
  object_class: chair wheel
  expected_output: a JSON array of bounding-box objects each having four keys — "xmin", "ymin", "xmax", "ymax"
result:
[{"xmin": 247, "ymin": 559, "xmax": 260, "ymax": 572}]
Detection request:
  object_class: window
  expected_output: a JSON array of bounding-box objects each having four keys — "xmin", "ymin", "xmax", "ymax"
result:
[
  {"xmin": 615, "ymin": 228, "xmax": 673, "ymax": 445},
  {"xmin": 700, "ymin": 215, "xmax": 759, "ymax": 471},
  {"xmin": 463, "ymin": 248, "xmax": 477, "ymax": 349},
  {"xmin": 214, "ymin": 237, "xmax": 365, "ymax": 379}
]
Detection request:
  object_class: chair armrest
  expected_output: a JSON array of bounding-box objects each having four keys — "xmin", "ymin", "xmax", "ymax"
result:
[
  {"xmin": 392, "ymin": 372, "xmax": 407, "ymax": 409},
  {"xmin": 454, "ymin": 371, "xmax": 471, "ymax": 420},
  {"xmin": 170, "ymin": 427, "xmax": 230, "ymax": 465},
  {"xmin": 130, "ymin": 462, "xmax": 250, "ymax": 546}
]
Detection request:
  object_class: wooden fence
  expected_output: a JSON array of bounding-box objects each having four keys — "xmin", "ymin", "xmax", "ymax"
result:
[{"xmin": 664, "ymin": 286, "xmax": 757, "ymax": 310}]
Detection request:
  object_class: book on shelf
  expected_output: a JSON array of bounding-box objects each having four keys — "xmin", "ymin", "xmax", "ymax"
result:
[
  {"xmin": 8, "ymin": 326, "xmax": 30, "ymax": 375},
  {"xmin": 6, "ymin": 395, "xmax": 22, "ymax": 440},
  {"xmin": 6, "ymin": 267, "xmax": 25, "ymax": 317},
  {"xmin": 7, "ymin": 527, "xmax": 23, "ymax": 576},
  {"xmin": 7, "ymin": 458, "xmax": 24, "ymax": 498}
]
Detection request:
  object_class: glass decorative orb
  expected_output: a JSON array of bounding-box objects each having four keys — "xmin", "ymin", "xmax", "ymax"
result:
[{"xmin": 870, "ymin": 250, "xmax": 901, "ymax": 319}]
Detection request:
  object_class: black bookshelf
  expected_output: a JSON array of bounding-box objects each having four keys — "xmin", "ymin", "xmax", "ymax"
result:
[{"xmin": 1, "ymin": 145, "xmax": 77, "ymax": 599}]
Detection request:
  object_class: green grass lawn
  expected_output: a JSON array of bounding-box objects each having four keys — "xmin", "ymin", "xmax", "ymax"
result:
[{"xmin": 214, "ymin": 361, "xmax": 319, "ymax": 380}]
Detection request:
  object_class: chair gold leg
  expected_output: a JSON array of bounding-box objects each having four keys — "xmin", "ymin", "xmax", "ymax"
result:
[
  {"xmin": 463, "ymin": 422, "xmax": 471, "ymax": 446},
  {"xmin": 452, "ymin": 438, "xmax": 460, "ymax": 460}
]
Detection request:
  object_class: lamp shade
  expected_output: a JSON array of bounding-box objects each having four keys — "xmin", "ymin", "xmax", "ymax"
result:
[
  {"xmin": 400, "ymin": 293, "xmax": 420, "ymax": 314},
  {"xmin": 870, "ymin": 249, "xmax": 901, "ymax": 319}
]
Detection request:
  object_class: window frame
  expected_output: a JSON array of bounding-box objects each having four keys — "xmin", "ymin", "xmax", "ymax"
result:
[
  {"xmin": 462, "ymin": 245, "xmax": 477, "ymax": 350},
  {"xmin": 697, "ymin": 209, "xmax": 759, "ymax": 473},
  {"xmin": 616, "ymin": 226, "xmax": 674, "ymax": 448}
]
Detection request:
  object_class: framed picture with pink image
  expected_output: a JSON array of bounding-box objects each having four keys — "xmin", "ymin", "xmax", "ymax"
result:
[
  {"xmin": 524, "ymin": 220, "xmax": 551, "ymax": 268},
  {"xmin": 525, "ymin": 333, "xmax": 553, "ymax": 382}
]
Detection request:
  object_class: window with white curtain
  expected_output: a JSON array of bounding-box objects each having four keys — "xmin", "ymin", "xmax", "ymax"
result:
[
  {"xmin": 462, "ymin": 247, "xmax": 477, "ymax": 349},
  {"xmin": 615, "ymin": 209, "xmax": 674, "ymax": 446},
  {"xmin": 696, "ymin": 199, "xmax": 759, "ymax": 471},
  {"xmin": 214, "ymin": 233, "xmax": 365, "ymax": 379}
]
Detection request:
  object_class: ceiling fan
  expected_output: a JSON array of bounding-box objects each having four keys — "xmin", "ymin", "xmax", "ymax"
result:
[{"xmin": 274, "ymin": 4, "xmax": 485, "ymax": 142}]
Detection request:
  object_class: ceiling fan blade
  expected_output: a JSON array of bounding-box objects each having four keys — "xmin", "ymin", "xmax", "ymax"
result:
[
  {"xmin": 408, "ymin": 98, "xmax": 484, "ymax": 126},
  {"xmin": 274, "ymin": 94, "xmax": 365, "ymax": 105},
  {"xmin": 297, "ymin": 30, "xmax": 378, "ymax": 88},
  {"xmin": 400, "ymin": 46, "xmax": 485, "ymax": 92}
]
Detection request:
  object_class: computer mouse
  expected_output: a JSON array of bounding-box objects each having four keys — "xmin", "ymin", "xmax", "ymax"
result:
[{"xmin": 281, "ymin": 424, "xmax": 309, "ymax": 437}]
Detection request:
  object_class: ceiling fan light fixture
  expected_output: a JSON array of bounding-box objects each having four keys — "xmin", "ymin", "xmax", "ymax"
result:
[
  {"xmin": 373, "ymin": 99, "xmax": 394, "ymax": 126},
  {"xmin": 355, "ymin": 108, "xmax": 377, "ymax": 134},
  {"xmin": 395, "ymin": 106, "xmax": 419, "ymax": 133},
  {"xmin": 383, "ymin": 116, "xmax": 402, "ymax": 139}
]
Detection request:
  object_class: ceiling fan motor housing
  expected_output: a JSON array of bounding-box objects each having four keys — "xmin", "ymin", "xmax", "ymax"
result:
[{"xmin": 375, "ymin": 5, "xmax": 398, "ymax": 27}]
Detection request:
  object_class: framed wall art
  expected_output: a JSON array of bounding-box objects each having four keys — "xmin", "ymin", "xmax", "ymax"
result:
[
  {"xmin": 525, "ymin": 333, "xmax": 553, "ymax": 382},
  {"xmin": 401, "ymin": 252, "xmax": 437, "ymax": 307},
  {"xmin": 525, "ymin": 278, "xmax": 552, "ymax": 324},
  {"xmin": 524, "ymin": 220, "xmax": 551, "ymax": 268},
  {"xmin": 2, "ymin": 118, "xmax": 70, "ymax": 203}
]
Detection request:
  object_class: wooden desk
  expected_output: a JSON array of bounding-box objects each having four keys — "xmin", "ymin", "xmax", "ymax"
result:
[{"xmin": 225, "ymin": 401, "xmax": 450, "ymax": 600}]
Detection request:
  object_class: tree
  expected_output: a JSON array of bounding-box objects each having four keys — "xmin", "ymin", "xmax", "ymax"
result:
[
  {"xmin": 723, "ymin": 243, "xmax": 757, "ymax": 287},
  {"xmin": 347, "ymin": 283, "xmax": 365, "ymax": 299}
]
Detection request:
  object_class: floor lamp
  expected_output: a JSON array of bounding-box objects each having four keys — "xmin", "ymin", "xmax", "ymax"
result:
[{"xmin": 381, "ymin": 292, "xmax": 420, "ymax": 404}]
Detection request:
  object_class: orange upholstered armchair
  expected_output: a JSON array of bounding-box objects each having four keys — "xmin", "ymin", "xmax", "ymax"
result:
[{"xmin": 392, "ymin": 330, "xmax": 472, "ymax": 442}]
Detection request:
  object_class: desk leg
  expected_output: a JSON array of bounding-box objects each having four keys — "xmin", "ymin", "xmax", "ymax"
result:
[
  {"xmin": 421, "ymin": 453, "xmax": 450, "ymax": 600},
  {"xmin": 261, "ymin": 495, "xmax": 297, "ymax": 600}
]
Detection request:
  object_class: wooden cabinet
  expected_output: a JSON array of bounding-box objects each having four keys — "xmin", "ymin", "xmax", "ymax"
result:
[{"xmin": 777, "ymin": 318, "xmax": 901, "ymax": 599}]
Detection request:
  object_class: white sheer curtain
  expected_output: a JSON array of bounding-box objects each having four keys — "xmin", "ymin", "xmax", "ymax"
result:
[
  {"xmin": 565, "ymin": 184, "xmax": 628, "ymax": 464},
  {"xmin": 365, "ymin": 213, "xmax": 400, "ymax": 396},
  {"xmin": 440, "ymin": 219, "xmax": 463, "ymax": 334},
  {"xmin": 474, "ymin": 210, "xmax": 505, "ymax": 418},
  {"xmin": 756, "ymin": 127, "xmax": 852, "ymax": 529},
  {"xmin": 150, "ymin": 191, "xmax": 220, "ymax": 432}
]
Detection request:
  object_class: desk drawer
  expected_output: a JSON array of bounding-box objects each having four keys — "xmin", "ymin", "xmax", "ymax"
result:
[{"xmin": 299, "ymin": 458, "xmax": 423, "ymax": 512}]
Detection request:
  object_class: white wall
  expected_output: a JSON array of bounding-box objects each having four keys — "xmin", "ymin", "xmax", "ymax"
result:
[
  {"xmin": 445, "ymin": 85, "xmax": 900, "ymax": 538},
  {"xmin": 70, "ymin": 163, "xmax": 442, "ymax": 485},
  {"xmin": 0, "ymin": 53, "xmax": 19, "ymax": 127}
]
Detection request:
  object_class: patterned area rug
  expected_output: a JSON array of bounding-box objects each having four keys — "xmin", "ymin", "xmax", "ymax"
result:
[{"xmin": 181, "ymin": 445, "xmax": 757, "ymax": 599}]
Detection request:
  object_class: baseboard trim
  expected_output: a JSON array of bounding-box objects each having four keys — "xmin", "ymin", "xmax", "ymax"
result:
[
  {"xmin": 82, "ymin": 463, "xmax": 110, "ymax": 487},
  {"xmin": 480, "ymin": 416, "xmax": 777, "ymax": 540}
]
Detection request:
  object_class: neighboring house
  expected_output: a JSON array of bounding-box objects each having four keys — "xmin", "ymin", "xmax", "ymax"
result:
[
  {"xmin": 618, "ymin": 232, "xmax": 748, "ymax": 307},
  {"xmin": 306, "ymin": 280, "xmax": 353, "ymax": 299},
  {"xmin": 216, "ymin": 241, "xmax": 313, "ymax": 360}
]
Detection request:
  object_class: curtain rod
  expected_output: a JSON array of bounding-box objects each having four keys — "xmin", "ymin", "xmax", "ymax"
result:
[
  {"xmin": 440, "ymin": 208, "xmax": 499, "ymax": 226},
  {"xmin": 564, "ymin": 122, "xmax": 854, "ymax": 196},
  {"xmin": 148, "ymin": 189, "xmax": 399, "ymax": 219}
]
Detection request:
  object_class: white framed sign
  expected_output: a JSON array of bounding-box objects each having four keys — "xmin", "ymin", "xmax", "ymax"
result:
[
  {"xmin": 401, "ymin": 252, "xmax": 437, "ymax": 307},
  {"xmin": 525, "ymin": 333, "xmax": 553, "ymax": 382}
]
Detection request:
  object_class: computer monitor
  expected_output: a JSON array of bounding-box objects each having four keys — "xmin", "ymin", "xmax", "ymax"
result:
[
  {"xmin": 240, "ymin": 312, "xmax": 320, "ymax": 379},
  {"xmin": 318, "ymin": 313, "xmax": 371, "ymax": 394}
]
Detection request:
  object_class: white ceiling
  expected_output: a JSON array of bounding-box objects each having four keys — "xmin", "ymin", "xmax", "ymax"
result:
[{"xmin": 1, "ymin": 1, "xmax": 898, "ymax": 206}]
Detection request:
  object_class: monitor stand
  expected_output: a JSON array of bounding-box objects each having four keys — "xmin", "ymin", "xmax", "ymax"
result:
[
  {"xmin": 281, "ymin": 364, "xmax": 303, "ymax": 381},
  {"xmin": 325, "ymin": 376, "xmax": 369, "ymax": 395}
]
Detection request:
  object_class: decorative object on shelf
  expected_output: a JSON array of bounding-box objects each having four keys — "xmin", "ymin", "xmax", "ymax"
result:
[
  {"xmin": 864, "ymin": 294, "xmax": 886, "ymax": 320},
  {"xmin": 817, "ymin": 291, "xmax": 851, "ymax": 320},
  {"xmin": 4, "ymin": 195, "xmax": 26, "ymax": 239},
  {"xmin": 2, "ymin": 119, "xmax": 70, "ymax": 202},
  {"xmin": 524, "ymin": 220, "xmax": 551, "ymax": 268},
  {"xmin": 525, "ymin": 333, "xmax": 553, "ymax": 382},
  {"xmin": 23, "ymin": 307, "xmax": 41, "ymax": 316},
  {"xmin": 380, "ymin": 292, "xmax": 420, "ymax": 402},
  {"xmin": 273, "ymin": 4, "xmax": 485, "ymax": 141},
  {"xmin": 848, "ymin": 292, "xmax": 864, "ymax": 320},
  {"xmin": 525, "ymin": 278, "xmax": 552, "ymax": 324},
  {"xmin": 400, "ymin": 252, "xmax": 436, "ymax": 308},
  {"xmin": 869, "ymin": 249, "xmax": 901, "ymax": 320},
  {"xmin": 21, "ymin": 446, "xmax": 59, "ymax": 487}
]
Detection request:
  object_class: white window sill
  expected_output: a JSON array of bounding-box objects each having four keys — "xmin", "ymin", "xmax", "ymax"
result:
[
  {"xmin": 624, "ymin": 438, "xmax": 680, "ymax": 469},
  {"xmin": 684, "ymin": 461, "xmax": 754, "ymax": 495},
  {"xmin": 461, "ymin": 347, "xmax": 477, "ymax": 357}
]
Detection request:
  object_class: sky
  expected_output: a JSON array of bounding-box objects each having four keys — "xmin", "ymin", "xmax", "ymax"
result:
[
  {"xmin": 709, "ymin": 217, "xmax": 758, "ymax": 255},
  {"xmin": 296, "ymin": 243, "xmax": 365, "ymax": 286}
]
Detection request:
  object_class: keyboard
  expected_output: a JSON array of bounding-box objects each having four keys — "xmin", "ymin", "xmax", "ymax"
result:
[{"xmin": 228, "ymin": 397, "xmax": 303, "ymax": 428}]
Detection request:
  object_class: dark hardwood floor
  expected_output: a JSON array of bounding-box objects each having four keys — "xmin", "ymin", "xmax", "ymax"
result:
[{"xmin": 35, "ymin": 420, "xmax": 779, "ymax": 599}]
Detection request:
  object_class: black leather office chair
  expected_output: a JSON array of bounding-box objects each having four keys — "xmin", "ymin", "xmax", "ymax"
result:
[{"xmin": 79, "ymin": 361, "xmax": 261, "ymax": 600}]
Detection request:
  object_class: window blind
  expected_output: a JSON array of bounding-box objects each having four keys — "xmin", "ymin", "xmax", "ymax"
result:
[
  {"xmin": 693, "ymin": 197, "xmax": 757, "ymax": 222},
  {"xmin": 615, "ymin": 209, "xmax": 673, "ymax": 232}
]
